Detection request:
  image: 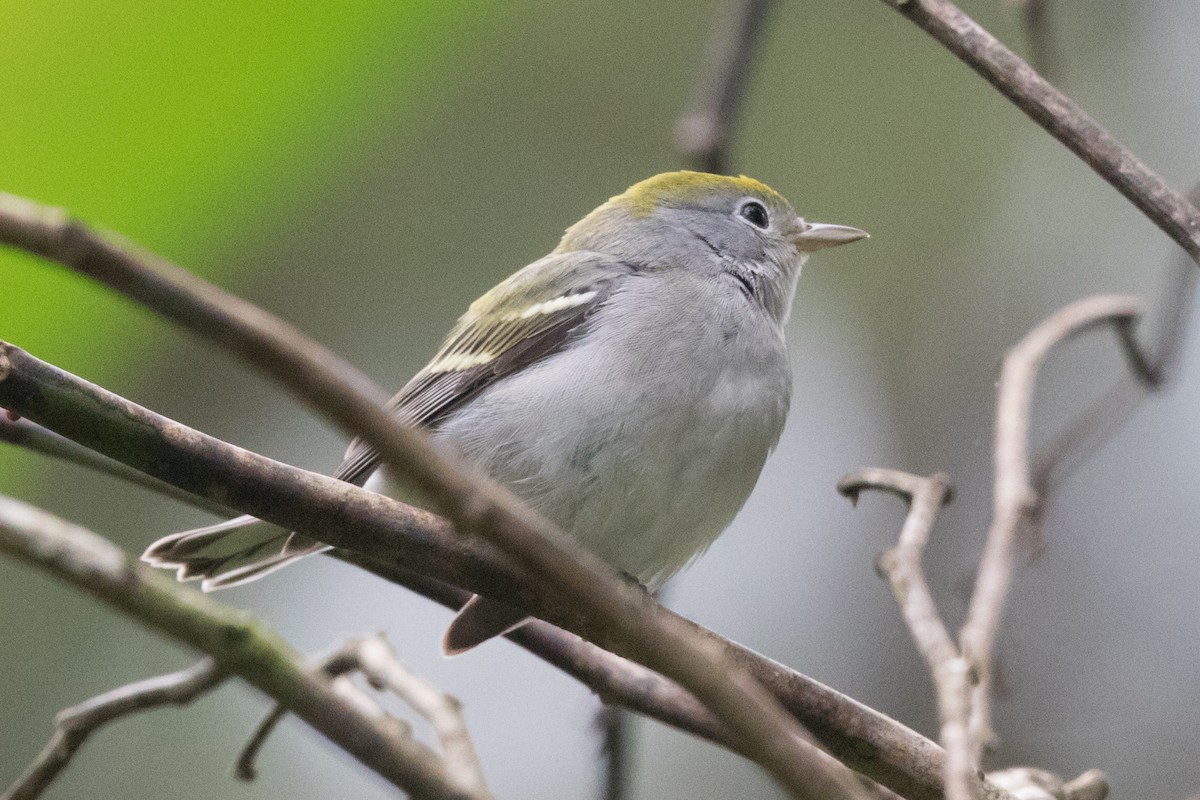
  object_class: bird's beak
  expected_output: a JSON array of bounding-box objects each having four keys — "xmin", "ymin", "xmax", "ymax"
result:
[{"xmin": 789, "ymin": 218, "xmax": 869, "ymax": 252}]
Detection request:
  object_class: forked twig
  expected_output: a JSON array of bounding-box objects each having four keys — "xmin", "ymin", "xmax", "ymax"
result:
[
  {"xmin": 842, "ymin": 296, "xmax": 1151, "ymax": 800},
  {"xmin": 0, "ymin": 495, "xmax": 485, "ymax": 800},
  {"xmin": 238, "ymin": 635, "xmax": 489, "ymax": 798},
  {"xmin": 837, "ymin": 470, "xmax": 978, "ymax": 800},
  {"xmin": 2, "ymin": 661, "xmax": 226, "ymax": 800}
]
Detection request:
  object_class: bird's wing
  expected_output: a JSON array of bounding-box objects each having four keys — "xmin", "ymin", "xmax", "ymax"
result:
[{"xmin": 333, "ymin": 251, "xmax": 636, "ymax": 486}]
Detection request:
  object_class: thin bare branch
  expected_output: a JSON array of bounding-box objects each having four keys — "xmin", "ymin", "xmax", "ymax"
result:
[
  {"xmin": 838, "ymin": 470, "xmax": 978, "ymax": 800},
  {"xmin": 0, "ymin": 495, "xmax": 484, "ymax": 800},
  {"xmin": 0, "ymin": 343, "xmax": 950, "ymax": 800},
  {"xmin": 878, "ymin": 0, "xmax": 1200, "ymax": 262},
  {"xmin": 0, "ymin": 193, "xmax": 868, "ymax": 800},
  {"xmin": 597, "ymin": 704, "xmax": 631, "ymax": 800},
  {"xmin": 961, "ymin": 294, "xmax": 1145, "ymax": 759},
  {"xmin": 2, "ymin": 660, "xmax": 225, "ymax": 800},
  {"xmin": 675, "ymin": 0, "xmax": 778, "ymax": 173}
]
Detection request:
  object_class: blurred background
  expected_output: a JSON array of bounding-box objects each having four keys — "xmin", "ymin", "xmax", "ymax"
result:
[{"xmin": 2, "ymin": 1, "xmax": 1198, "ymax": 798}]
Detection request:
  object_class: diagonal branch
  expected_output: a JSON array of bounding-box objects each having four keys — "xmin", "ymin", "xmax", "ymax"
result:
[
  {"xmin": 0, "ymin": 341, "xmax": 950, "ymax": 800},
  {"xmin": 878, "ymin": 0, "xmax": 1200, "ymax": 262},
  {"xmin": 2, "ymin": 660, "xmax": 226, "ymax": 800},
  {"xmin": 0, "ymin": 189, "xmax": 862, "ymax": 800},
  {"xmin": 0, "ymin": 496, "xmax": 485, "ymax": 800}
]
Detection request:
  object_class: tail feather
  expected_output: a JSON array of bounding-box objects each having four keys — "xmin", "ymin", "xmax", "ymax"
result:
[
  {"xmin": 142, "ymin": 516, "xmax": 328, "ymax": 591},
  {"xmin": 442, "ymin": 595, "xmax": 529, "ymax": 656}
]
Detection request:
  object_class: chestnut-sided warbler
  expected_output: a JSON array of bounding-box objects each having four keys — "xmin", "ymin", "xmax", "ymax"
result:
[{"xmin": 144, "ymin": 171, "xmax": 867, "ymax": 654}]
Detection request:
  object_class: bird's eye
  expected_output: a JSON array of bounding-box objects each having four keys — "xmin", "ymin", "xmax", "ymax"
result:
[{"xmin": 738, "ymin": 200, "xmax": 769, "ymax": 229}]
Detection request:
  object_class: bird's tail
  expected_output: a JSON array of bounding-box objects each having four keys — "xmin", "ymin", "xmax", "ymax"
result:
[
  {"xmin": 142, "ymin": 515, "xmax": 329, "ymax": 591},
  {"xmin": 442, "ymin": 595, "xmax": 529, "ymax": 655}
]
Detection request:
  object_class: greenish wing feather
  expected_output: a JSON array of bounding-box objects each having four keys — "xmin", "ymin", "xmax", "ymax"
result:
[{"xmin": 332, "ymin": 251, "xmax": 636, "ymax": 487}]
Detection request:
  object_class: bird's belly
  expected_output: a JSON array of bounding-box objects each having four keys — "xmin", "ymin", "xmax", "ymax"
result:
[{"xmin": 434, "ymin": 327, "xmax": 790, "ymax": 585}]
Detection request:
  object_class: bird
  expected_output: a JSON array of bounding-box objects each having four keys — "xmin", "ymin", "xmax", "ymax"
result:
[{"xmin": 143, "ymin": 170, "xmax": 867, "ymax": 654}]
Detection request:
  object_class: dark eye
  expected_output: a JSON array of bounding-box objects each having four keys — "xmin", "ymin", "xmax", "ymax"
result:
[{"xmin": 738, "ymin": 200, "xmax": 769, "ymax": 229}]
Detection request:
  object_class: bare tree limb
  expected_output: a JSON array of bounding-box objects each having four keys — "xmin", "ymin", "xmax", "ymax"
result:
[
  {"xmin": 0, "ymin": 341, "xmax": 954, "ymax": 800},
  {"xmin": 2, "ymin": 660, "xmax": 226, "ymax": 800},
  {"xmin": 0, "ymin": 495, "xmax": 486, "ymax": 800},
  {"xmin": 675, "ymin": 0, "xmax": 778, "ymax": 173},
  {"xmin": 878, "ymin": 0, "xmax": 1200, "ymax": 262},
  {"xmin": 961, "ymin": 294, "xmax": 1148, "ymax": 758},
  {"xmin": 837, "ymin": 470, "xmax": 979, "ymax": 800},
  {"xmin": 0, "ymin": 191, "xmax": 866, "ymax": 800}
]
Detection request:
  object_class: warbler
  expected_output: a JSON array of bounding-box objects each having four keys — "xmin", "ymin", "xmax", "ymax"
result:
[{"xmin": 144, "ymin": 171, "xmax": 867, "ymax": 654}]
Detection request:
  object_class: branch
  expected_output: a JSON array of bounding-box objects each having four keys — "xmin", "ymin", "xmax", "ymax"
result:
[
  {"xmin": 837, "ymin": 471, "xmax": 979, "ymax": 800},
  {"xmin": 2, "ymin": 660, "xmax": 225, "ymax": 800},
  {"xmin": 0, "ymin": 496, "xmax": 486, "ymax": 800},
  {"xmin": 878, "ymin": 0, "xmax": 1200, "ymax": 262},
  {"xmin": 0, "ymin": 342, "xmax": 951, "ymax": 800},
  {"xmin": 961, "ymin": 294, "xmax": 1147, "ymax": 756},
  {"xmin": 0, "ymin": 192, "xmax": 866, "ymax": 800},
  {"xmin": 675, "ymin": 0, "xmax": 778, "ymax": 173}
]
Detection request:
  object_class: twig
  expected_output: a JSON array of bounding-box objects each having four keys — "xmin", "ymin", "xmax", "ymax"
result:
[
  {"xmin": 837, "ymin": 470, "xmax": 977, "ymax": 800},
  {"xmin": 675, "ymin": 0, "xmax": 778, "ymax": 173},
  {"xmin": 354, "ymin": 636, "xmax": 489, "ymax": 797},
  {"xmin": 1032, "ymin": 183, "xmax": 1200, "ymax": 492},
  {"xmin": 961, "ymin": 294, "xmax": 1149, "ymax": 759},
  {"xmin": 0, "ymin": 193, "xmax": 866, "ymax": 800},
  {"xmin": 878, "ymin": 0, "xmax": 1200, "ymax": 262},
  {"xmin": 2, "ymin": 660, "xmax": 225, "ymax": 800},
  {"xmin": 1002, "ymin": 0, "xmax": 1057, "ymax": 82},
  {"xmin": 0, "ymin": 344, "xmax": 952, "ymax": 800},
  {"xmin": 238, "ymin": 635, "xmax": 489, "ymax": 798},
  {"xmin": 0, "ymin": 495, "xmax": 485, "ymax": 800},
  {"xmin": 597, "ymin": 704, "xmax": 631, "ymax": 800}
]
